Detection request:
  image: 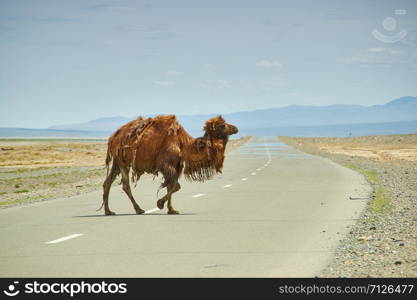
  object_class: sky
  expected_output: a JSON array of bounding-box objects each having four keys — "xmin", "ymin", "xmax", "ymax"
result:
[{"xmin": 0, "ymin": 0, "xmax": 416, "ymax": 128}]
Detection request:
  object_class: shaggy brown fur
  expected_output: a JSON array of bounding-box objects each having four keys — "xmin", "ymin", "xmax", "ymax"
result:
[{"xmin": 98, "ymin": 115, "xmax": 238, "ymax": 215}]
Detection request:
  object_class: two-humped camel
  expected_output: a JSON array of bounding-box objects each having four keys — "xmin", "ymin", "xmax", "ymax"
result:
[{"xmin": 98, "ymin": 115, "xmax": 238, "ymax": 215}]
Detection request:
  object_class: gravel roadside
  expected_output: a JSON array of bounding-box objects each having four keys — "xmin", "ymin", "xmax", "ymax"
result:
[{"xmin": 280, "ymin": 136, "xmax": 417, "ymax": 277}]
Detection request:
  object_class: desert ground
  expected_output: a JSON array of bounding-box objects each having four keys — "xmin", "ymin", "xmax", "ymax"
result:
[
  {"xmin": 280, "ymin": 134, "xmax": 417, "ymax": 277},
  {"xmin": 0, "ymin": 137, "xmax": 249, "ymax": 208},
  {"xmin": 282, "ymin": 134, "xmax": 417, "ymax": 161}
]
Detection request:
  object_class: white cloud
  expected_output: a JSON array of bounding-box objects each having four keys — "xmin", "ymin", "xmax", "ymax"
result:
[
  {"xmin": 352, "ymin": 80, "xmax": 369, "ymax": 86},
  {"xmin": 351, "ymin": 57, "xmax": 370, "ymax": 63},
  {"xmin": 203, "ymin": 64, "xmax": 216, "ymax": 69},
  {"xmin": 367, "ymin": 47, "xmax": 386, "ymax": 53},
  {"xmin": 213, "ymin": 79, "xmax": 231, "ymax": 89},
  {"xmin": 350, "ymin": 47, "xmax": 411, "ymax": 67},
  {"xmin": 259, "ymin": 77, "xmax": 288, "ymax": 88},
  {"xmin": 195, "ymin": 79, "xmax": 231, "ymax": 89},
  {"xmin": 215, "ymin": 79, "xmax": 230, "ymax": 86},
  {"xmin": 153, "ymin": 81, "xmax": 175, "ymax": 87},
  {"xmin": 166, "ymin": 70, "xmax": 181, "ymax": 75},
  {"xmin": 256, "ymin": 59, "xmax": 282, "ymax": 68}
]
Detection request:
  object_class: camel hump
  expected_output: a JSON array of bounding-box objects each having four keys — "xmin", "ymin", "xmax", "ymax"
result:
[
  {"xmin": 124, "ymin": 116, "xmax": 153, "ymax": 139},
  {"xmin": 153, "ymin": 114, "xmax": 181, "ymax": 136}
]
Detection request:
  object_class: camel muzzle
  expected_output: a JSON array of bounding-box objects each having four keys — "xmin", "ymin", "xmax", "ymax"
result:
[{"xmin": 228, "ymin": 125, "xmax": 239, "ymax": 135}]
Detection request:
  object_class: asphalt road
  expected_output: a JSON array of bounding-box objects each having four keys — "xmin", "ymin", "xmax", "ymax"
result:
[{"xmin": 0, "ymin": 137, "xmax": 370, "ymax": 277}]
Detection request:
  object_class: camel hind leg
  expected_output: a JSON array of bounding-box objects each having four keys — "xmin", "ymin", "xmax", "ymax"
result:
[
  {"xmin": 157, "ymin": 181, "xmax": 181, "ymax": 214},
  {"xmin": 156, "ymin": 159, "xmax": 182, "ymax": 214},
  {"xmin": 167, "ymin": 182, "xmax": 181, "ymax": 214},
  {"xmin": 120, "ymin": 167, "xmax": 145, "ymax": 215},
  {"xmin": 102, "ymin": 163, "xmax": 120, "ymax": 216}
]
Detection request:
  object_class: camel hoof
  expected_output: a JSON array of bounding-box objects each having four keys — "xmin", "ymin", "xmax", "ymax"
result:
[
  {"xmin": 157, "ymin": 199, "xmax": 165, "ymax": 209},
  {"xmin": 168, "ymin": 209, "xmax": 179, "ymax": 215},
  {"xmin": 135, "ymin": 208, "xmax": 145, "ymax": 215},
  {"xmin": 105, "ymin": 210, "xmax": 116, "ymax": 216}
]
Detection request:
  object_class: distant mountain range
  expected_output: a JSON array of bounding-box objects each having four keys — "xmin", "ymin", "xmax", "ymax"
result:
[
  {"xmin": 1, "ymin": 96, "xmax": 416, "ymax": 138},
  {"xmin": 49, "ymin": 96, "xmax": 417, "ymax": 133}
]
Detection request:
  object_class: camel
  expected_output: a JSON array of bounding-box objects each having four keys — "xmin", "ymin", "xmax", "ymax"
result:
[{"xmin": 98, "ymin": 115, "xmax": 238, "ymax": 215}]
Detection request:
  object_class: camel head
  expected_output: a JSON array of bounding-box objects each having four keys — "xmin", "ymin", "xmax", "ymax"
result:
[{"xmin": 204, "ymin": 115, "xmax": 238, "ymax": 139}]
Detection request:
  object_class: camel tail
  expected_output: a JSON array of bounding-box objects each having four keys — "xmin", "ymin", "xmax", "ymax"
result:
[
  {"xmin": 105, "ymin": 143, "xmax": 113, "ymax": 175},
  {"xmin": 96, "ymin": 201, "xmax": 104, "ymax": 212},
  {"xmin": 97, "ymin": 141, "xmax": 113, "ymax": 212}
]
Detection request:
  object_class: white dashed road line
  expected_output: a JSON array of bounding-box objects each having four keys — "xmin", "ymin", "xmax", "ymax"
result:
[
  {"xmin": 192, "ymin": 193, "xmax": 206, "ymax": 198},
  {"xmin": 46, "ymin": 234, "xmax": 84, "ymax": 244},
  {"xmin": 251, "ymin": 172, "xmax": 257, "ymax": 175},
  {"xmin": 264, "ymin": 137, "xmax": 272, "ymax": 162},
  {"xmin": 241, "ymin": 178, "xmax": 248, "ymax": 181},
  {"xmin": 223, "ymin": 184, "xmax": 233, "ymax": 188},
  {"xmin": 145, "ymin": 208, "xmax": 160, "ymax": 214}
]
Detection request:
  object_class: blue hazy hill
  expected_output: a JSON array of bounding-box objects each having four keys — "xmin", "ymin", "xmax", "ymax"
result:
[
  {"xmin": 48, "ymin": 96, "xmax": 417, "ymax": 132},
  {"xmin": 1, "ymin": 97, "xmax": 416, "ymax": 138}
]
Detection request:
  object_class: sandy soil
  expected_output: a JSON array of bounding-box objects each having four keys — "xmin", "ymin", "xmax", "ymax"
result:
[
  {"xmin": 0, "ymin": 137, "xmax": 249, "ymax": 168},
  {"xmin": 0, "ymin": 137, "xmax": 250, "ymax": 208},
  {"xmin": 0, "ymin": 140, "xmax": 107, "ymax": 168},
  {"xmin": 290, "ymin": 134, "xmax": 417, "ymax": 161}
]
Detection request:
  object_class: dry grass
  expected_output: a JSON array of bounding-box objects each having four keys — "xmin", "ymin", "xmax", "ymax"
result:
[
  {"xmin": 0, "ymin": 136, "xmax": 250, "ymax": 168},
  {"xmin": 0, "ymin": 137, "xmax": 250, "ymax": 208},
  {"xmin": 280, "ymin": 134, "xmax": 417, "ymax": 161},
  {"xmin": 227, "ymin": 136, "xmax": 251, "ymax": 153},
  {"xmin": 0, "ymin": 140, "xmax": 107, "ymax": 168}
]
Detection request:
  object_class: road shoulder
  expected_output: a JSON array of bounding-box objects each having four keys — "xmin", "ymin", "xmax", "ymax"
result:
[{"xmin": 280, "ymin": 136, "xmax": 417, "ymax": 277}]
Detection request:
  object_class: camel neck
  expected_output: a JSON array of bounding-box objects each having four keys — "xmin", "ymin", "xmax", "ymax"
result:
[{"xmin": 182, "ymin": 134, "xmax": 227, "ymax": 182}]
